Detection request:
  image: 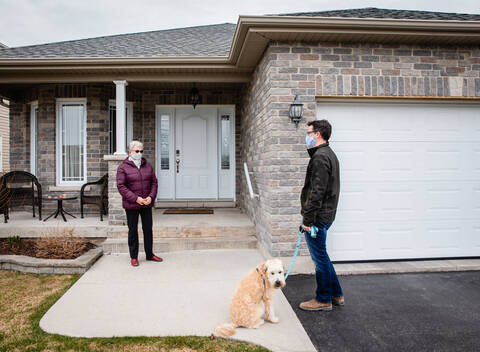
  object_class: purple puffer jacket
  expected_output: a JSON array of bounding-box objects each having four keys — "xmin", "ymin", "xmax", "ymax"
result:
[{"xmin": 116, "ymin": 157, "xmax": 158, "ymax": 210}]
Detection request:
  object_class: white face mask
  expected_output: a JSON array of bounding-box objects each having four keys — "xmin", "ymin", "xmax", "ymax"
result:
[{"xmin": 131, "ymin": 152, "xmax": 142, "ymax": 160}]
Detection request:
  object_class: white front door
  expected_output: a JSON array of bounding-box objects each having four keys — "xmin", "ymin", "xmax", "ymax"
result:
[
  {"xmin": 175, "ymin": 106, "xmax": 218, "ymax": 199},
  {"xmin": 155, "ymin": 105, "xmax": 235, "ymax": 200}
]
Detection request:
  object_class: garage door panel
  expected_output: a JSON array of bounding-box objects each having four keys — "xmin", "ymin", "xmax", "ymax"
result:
[
  {"xmin": 338, "ymin": 181, "xmax": 478, "ymax": 223},
  {"xmin": 329, "ymin": 219, "xmax": 478, "ymax": 261},
  {"xmin": 338, "ymin": 142, "xmax": 480, "ymax": 182},
  {"xmin": 327, "ymin": 103, "xmax": 480, "ymax": 143},
  {"xmin": 320, "ymin": 102, "xmax": 480, "ymax": 260}
]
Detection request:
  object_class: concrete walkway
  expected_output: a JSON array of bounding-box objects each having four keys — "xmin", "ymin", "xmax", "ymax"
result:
[{"xmin": 40, "ymin": 249, "xmax": 316, "ymax": 352}]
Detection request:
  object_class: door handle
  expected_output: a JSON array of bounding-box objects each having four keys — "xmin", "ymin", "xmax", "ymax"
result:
[{"xmin": 176, "ymin": 158, "xmax": 180, "ymax": 173}]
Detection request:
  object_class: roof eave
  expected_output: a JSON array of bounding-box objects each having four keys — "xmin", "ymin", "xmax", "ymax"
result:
[{"xmin": 1, "ymin": 14, "xmax": 480, "ymax": 84}]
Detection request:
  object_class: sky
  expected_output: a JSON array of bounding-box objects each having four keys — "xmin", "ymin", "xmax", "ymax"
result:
[{"xmin": 0, "ymin": 0, "xmax": 479, "ymax": 48}]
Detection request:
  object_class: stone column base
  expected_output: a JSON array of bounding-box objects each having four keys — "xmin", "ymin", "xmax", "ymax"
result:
[{"xmin": 104, "ymin": 154, "xmax": 128, "ymax": 225}]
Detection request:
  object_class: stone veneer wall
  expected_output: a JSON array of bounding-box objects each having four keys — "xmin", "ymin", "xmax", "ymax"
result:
[
  {"xmin": 9, "ymin": 83, "xmax": 243, "ymax": 217},
  {"xmin": 239, "ymin": 41, "xmax": 480, "ymax": 257}
]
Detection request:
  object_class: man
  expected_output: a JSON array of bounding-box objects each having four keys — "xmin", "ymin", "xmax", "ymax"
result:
[{"xmin": 299, "ymin": 119, "xmax": 344, "ymax": 311}]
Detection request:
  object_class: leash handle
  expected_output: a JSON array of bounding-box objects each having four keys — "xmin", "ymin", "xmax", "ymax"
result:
[{"xmin": 299, "ymin": 224, "xmax": 318, "ymax": 238}]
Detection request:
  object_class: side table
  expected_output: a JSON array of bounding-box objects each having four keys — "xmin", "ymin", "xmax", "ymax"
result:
[{"xmin": 43, "ymin": 195, "xmax": 78, "ymax": 222}]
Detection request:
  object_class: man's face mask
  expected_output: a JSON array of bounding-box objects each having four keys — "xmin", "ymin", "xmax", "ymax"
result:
[{"xmin": 305, "ymin": 133, "xmax": 316, "ymax": 149}]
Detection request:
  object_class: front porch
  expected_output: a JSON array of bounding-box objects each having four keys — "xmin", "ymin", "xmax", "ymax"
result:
[{"xmin": 0, "ymin": 208, "xmax": 257, "ymax": 253}]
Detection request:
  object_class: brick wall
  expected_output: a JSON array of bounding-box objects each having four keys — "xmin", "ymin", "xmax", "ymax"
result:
[{"xmin": 239, "ymin": 41, "xmax": 480, "ymax": 257}]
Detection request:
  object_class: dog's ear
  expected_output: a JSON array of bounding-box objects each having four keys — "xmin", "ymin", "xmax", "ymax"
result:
[
  {"xmin": 262, "ymin": 262, "xmax": 268, "ymax": 274},
  {"xmin": 256, "ymin": 262, "xmax": 267, "ymax": 274}
]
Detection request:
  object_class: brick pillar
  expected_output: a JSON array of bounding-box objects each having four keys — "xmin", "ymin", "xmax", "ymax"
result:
[{"xmin": 104, "ymin": 154, "xmax": 127, "ymax": 225}]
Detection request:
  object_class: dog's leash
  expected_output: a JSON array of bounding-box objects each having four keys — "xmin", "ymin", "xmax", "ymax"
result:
[{"xmin": 284, "ymin": 225, "xmax": 317, "ymax": 280}]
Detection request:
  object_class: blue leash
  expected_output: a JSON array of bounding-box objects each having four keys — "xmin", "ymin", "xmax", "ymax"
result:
[{"xmin": 284, "ymin": 225, "xmax": 317, "ymax": 280}]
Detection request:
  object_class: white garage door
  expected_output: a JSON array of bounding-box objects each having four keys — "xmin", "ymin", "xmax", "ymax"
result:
[{"xmin": 319, "ymin": 101, "xmax": 480, "ymax": 261}]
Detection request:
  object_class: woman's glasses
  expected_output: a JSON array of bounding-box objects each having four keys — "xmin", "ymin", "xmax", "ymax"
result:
[{"xmin": 133, "ymin": 150, "xmax": 143, "ymax": 153}]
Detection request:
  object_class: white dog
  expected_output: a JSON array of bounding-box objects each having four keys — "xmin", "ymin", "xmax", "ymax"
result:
[{"xmin": 214, "ymin": 258, "xmax": 286, "ymax": 337}]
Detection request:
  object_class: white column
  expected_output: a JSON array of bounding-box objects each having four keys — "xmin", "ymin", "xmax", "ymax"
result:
[{"xmin": 113, "ymin": 80, "xmax": 128, "ymax": 154}]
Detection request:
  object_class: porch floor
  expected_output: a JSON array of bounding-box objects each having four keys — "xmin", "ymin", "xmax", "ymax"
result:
[{"xmin": 0, "ymin": 211, "xmax": 109, "ymax": 238}]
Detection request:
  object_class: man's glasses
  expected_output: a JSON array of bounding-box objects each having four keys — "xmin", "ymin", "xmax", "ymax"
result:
[
  {"xmin": 133, "ymin": 150, "xmax": 143, "ymax": 153},
  {"xmin": 306, "ymin": 130, "xmax": 319, "ymax": 135}
]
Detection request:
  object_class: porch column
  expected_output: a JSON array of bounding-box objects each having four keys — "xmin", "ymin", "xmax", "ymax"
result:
[{"xmin": 113, "ymin": 80, "xmax": 128, "ymax": 154}]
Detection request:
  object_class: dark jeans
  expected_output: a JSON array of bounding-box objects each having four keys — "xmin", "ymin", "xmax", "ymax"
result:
[
  {"xmin": 125, "ymin": 207, "xmax": 154, "ymax": 260},
  {"xmin": 304, "ymin": 221, "xmax": 343, "ymax": 303}
]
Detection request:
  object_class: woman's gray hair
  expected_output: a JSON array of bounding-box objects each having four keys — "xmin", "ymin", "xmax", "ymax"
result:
[{"xmin": 128, "ymin": 140, "xmax": 144, "ymax": 151}]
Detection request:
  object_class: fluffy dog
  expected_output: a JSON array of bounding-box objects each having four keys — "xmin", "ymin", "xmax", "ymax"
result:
[{"xmin": 214, "ymin": 258, "xmax": 286, "ymax": 337}]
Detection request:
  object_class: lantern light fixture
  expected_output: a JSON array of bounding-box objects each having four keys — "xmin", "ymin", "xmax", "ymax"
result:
[{"xmin": 288, "ymin": 94, "xmax": 304, "ymax": 130}]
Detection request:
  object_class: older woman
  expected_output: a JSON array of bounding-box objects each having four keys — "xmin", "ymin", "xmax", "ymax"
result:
[{"xmin": 117, "ymin": 140, "xmax": 163, "ymax": 266}]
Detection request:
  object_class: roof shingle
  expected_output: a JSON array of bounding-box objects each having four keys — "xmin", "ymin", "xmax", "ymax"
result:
[
  {"xmin": 0, "ymin": 23, "xmax": 236, "ymax": 59},
  {"xmin": 1, "ymin": 8, "xmax": 479, "ymax": 60},
  {"xmin": 272, "ymin": 7, "xmax": 480, "ymax": 21}
]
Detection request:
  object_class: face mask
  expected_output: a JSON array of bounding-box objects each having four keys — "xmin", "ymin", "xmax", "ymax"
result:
[
  {"xmin": 131, "ymin": 152, "xmax": 142, "ymax": 160},
  {"xmin": 305, "ymin": 135, "xmax": 316, "ymax": 149}
]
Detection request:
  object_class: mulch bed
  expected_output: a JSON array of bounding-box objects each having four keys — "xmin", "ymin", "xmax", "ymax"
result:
[{"xmin": 0, "ymin": 238, "xmax": 96, "ymax": 259}]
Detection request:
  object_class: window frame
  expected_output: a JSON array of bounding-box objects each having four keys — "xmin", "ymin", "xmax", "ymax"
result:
[{"xmin": 55, "ymin": 98, "xmax": 87, "ymax": 186}]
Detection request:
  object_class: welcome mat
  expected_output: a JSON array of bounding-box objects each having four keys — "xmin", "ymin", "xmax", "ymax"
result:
[{"xmin": 163, "ymin": 208, "xmax": 214, "ymax": 215}]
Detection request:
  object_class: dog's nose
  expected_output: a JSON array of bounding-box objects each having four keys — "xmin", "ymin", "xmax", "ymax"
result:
[{"xmin": 275, "ymin": 280, "xmax": 281, "ymax": 287}]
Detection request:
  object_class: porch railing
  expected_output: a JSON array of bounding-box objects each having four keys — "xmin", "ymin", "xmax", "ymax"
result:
[{"xmin": 243, "ymin": 163, "xmax": 259, "ymax": 199}]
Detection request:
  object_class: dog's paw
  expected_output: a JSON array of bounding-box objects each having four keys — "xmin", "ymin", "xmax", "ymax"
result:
[
  {"xmin": 253, "ymin": 319, "xmax": 265, "ymax": 329},
  {"xmin": 268, "ymin": 316, "xmax": 280, "ymax": 324}
]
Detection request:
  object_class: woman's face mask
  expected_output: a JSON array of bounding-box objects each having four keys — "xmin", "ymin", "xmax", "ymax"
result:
[{"xmin": 130, "ymin": 151, "xmax": 143, "ymax": 160}]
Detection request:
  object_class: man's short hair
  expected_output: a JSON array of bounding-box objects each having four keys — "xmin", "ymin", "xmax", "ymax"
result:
[{"xmin": 307, "ymin": 120, "xmax": 332, "ymax": 141}]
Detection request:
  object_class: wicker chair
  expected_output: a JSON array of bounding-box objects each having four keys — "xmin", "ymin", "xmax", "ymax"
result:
[
  {"xmin": 0, "ymin": 171, "xmax": 42, "ymax": 222},
  {"xmin": 80, "ymin": 174, "xmax": 108, "ymax": 221}
]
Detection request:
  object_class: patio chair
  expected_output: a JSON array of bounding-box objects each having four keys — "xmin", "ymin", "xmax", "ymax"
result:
[
  {"xmin": 0, "ymin": 176, "xmax": 10, "ymax": 223},
  {"xmin": 80, "ymin": 173, "xmax": 108, "ymax": 221},
  {"xmin": 0, "ymin": 171, "xmax": 42, "ymax": 221}
]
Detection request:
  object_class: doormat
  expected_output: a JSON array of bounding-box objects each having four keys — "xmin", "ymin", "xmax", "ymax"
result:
[{"xmin": 163, "ymin": 208, "xmax": 214, "ymax": 215}]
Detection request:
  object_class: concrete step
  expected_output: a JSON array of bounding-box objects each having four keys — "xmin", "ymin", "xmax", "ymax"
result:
[
  {"xmin": 102, "ymin": 235, "xmax": 258, "ymax": 254},
  {"xmin": 107, "ymin": 225, "xmax": 256, "ymax": 238}
]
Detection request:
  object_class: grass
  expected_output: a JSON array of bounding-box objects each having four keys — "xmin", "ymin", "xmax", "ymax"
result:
[{"xmin": 0, "ymin": 271, "xmax": 270, "ymax": 352}]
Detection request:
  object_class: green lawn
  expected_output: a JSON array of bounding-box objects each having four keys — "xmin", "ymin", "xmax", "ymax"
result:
[{"xmin": 0, "ymin": 270, "xmax": 270, "ymax": 352}]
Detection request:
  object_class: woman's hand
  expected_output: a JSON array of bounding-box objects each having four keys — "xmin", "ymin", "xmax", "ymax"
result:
[
  {"xmin": 302, "ymin": 225, "xmax": 311, "ymax": 232},
  {"xmin": 144, "ymin": 196, "xmax": 152, "ymax": 205},
  {"xmin": 136, "ymin": 197, "xmax": 145, "ymax": 205}
]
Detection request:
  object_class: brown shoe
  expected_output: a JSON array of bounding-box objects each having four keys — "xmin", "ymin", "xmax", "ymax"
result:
[
  {"xmin": 332, "ymin": 296, "xmax": 345, "ymax": 306},
  {"xmin": 299, "ymin": 299, "xmax": 332, "ymax": 311}
]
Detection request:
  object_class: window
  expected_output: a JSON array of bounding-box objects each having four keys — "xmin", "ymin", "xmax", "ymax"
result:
[
  {"xmin": 30, "ymin": 102, "xmax": 38, "ymax": 175},
  {"xmin": 109, "ymin": 101, "xmax": 133, "ymax": 154},
  {"xmin": 160, "ymin": 115, "xmax": 170, "ymax": 170},
  {"xmin": 220, "ymin": 114, "xmax": 231, "ymax": 169},
  {"xmin": 56, "ymin": 99, "xmax": 87, "ymax": 185}
]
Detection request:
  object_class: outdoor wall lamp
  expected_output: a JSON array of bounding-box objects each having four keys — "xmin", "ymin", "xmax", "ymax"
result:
[
  {"xmin": 189, "ymin": 85, "xmax": 200, "ymax": 109},
  {"xmin": 288, "ymin": 94, "xmax": 304, "ymax": 130}
]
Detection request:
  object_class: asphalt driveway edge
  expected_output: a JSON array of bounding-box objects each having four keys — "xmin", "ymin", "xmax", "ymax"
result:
[{"xmin": 277, "ymin": 256, "xmax": 480, "ymax": 276}]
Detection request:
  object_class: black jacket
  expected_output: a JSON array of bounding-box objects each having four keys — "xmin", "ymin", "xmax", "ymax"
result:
[{"xmin": 301, "ymin": 142, "xmax": 340, "ymax": 226}]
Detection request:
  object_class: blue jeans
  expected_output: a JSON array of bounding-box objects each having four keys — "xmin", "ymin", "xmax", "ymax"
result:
[{"xmin": 304, "ymin": 222, "xmax": 343, "ymax": 303}]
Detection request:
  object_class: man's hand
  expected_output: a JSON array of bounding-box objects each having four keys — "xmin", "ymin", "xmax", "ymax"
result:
[
  {"xmin": 302, "ymin": 225, "xmax": 311, "ymax": 233},
  {"xmin": 144, "ymin": 196, "xmax": 152, "ymax": 205},
  {"xmin": 136, "ymin": 197, "xmax": 146, "ymax": 205}
]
